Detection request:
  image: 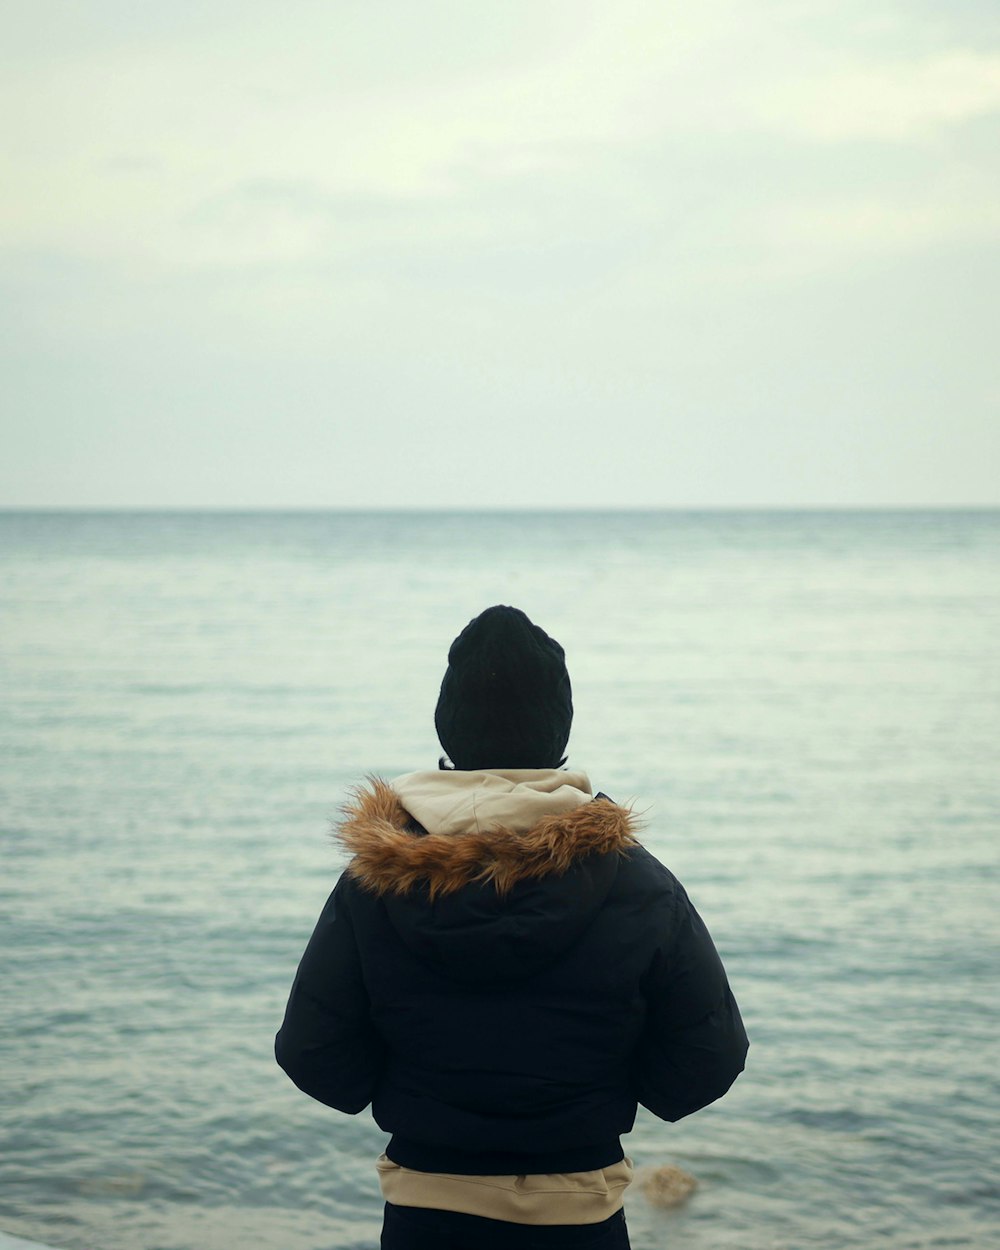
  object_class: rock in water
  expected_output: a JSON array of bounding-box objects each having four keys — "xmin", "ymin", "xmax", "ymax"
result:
[{"xmin": 639, "ymin": 1164, "xmax": 698, "ymax": 1208}]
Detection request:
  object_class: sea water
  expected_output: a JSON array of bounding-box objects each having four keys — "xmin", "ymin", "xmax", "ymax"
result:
[{"xmin": 1, "ymin": 510, "xmax": 998, "ymax": 1250}]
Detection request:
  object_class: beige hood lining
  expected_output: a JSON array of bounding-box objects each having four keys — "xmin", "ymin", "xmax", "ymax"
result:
[{"xmin": 390, "ymin": 768, "xmax": 594, "ymax": 837}]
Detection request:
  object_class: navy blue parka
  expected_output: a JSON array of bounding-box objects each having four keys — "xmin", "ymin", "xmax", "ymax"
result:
[{"xmin": 275, "ymin": 778, "xmax": 748, "ymax": 1175}]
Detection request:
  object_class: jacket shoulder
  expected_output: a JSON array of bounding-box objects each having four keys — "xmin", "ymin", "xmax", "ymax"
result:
[{"xmin": 614, "ymin": 842, "xmax": 686, "ymax": 909}]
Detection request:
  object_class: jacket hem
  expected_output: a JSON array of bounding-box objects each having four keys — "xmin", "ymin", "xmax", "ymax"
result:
[{"xmin": 385, "ymin": 1135, "xmax": 625, "ymax": 1176}]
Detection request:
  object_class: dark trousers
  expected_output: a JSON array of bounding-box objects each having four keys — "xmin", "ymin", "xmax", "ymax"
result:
[{"xmin": 380, "ymin": 1203, "xmax": 630, "ymax": 1250}]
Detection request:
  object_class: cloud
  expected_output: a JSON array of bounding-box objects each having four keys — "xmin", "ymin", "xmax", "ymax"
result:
[
  {"xmin": 757, "ymin": 51, "xmax": 1000, "ymax": 141},
  {"xmin": 2, "ymin": 2, "xmax": 996, "ymax": 284}
]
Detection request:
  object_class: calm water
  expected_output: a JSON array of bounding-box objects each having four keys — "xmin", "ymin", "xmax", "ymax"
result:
[{"xmin": 1, "ymin": 510, "xmax": 998, "ymax": 1250}]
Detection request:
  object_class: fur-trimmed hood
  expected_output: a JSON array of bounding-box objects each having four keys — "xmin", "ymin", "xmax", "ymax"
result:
[
  {"xmin": 336, "ymin": 773, "xmax": 638, "ymax": 899},
  {"xmin": 334, "ymin": 772, "xmax": 640, "ymax": 982}
]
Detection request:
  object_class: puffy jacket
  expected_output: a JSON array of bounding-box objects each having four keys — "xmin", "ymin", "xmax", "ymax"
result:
[{"xmin": 275, "ymin": 771, "xmax": 748, "ymax": 1175}]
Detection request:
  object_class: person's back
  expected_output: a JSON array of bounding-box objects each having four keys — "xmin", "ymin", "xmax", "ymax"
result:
[{"xmin": 276, "ymin": 606, "xmax": 748, "ymax": 1248}]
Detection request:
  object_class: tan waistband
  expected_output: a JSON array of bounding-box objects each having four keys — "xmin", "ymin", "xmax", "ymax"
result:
[{"xmin": 376, "ymin": 1154, "xmax": 633, "ymax": 1226}]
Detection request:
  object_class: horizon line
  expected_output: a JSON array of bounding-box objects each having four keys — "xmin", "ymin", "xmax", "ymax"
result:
[{"xmin": 1, "ymin": 503, "xmax": 998, "ymax": 515}]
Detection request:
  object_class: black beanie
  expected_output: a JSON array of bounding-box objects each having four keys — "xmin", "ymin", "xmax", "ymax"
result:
[{"xmin": 434, "ymin": 606, "xmax": 573, "ymax": 771}]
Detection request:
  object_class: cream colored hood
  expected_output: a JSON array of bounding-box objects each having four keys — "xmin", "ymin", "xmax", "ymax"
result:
[{"xmin": 389, "ymin": 768, "xmax": 594, "ymax": 837}]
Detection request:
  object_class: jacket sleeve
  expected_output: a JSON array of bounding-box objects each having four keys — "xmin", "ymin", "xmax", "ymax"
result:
[
  {"xmin": 274, "ymin": 876, "xmax": 385, "ymax": 1114},
  {"xmin": 633, "ymin": 881, "xmax": 748, "ymax": 1122}
]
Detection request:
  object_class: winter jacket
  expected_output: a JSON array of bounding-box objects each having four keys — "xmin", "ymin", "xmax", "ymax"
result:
[{"xmin": 275, "ymin": 769, "xmax": 748, "ymax": 1176}]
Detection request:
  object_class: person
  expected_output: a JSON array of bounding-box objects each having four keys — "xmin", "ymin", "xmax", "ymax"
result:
[{"xmin": 276, "ymin": 605, "xmax": 748, "ymax": 1249}]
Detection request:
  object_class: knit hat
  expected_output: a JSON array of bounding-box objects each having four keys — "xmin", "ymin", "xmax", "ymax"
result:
[{"xmin": 434, "ymin": 606, "xmax": 573, "ymax": 770}]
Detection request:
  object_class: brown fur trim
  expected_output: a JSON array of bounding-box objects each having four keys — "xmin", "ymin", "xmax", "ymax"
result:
[{"xmin": 335, "ymin": 777, "xmax": 640, "ymax": 899}]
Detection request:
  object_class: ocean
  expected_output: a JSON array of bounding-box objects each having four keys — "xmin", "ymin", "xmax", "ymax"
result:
[{"xmin": 1, "ymin": 510, "xmax": 998, "ymax": 1250}]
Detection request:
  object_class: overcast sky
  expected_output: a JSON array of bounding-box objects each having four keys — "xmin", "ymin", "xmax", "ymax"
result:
[{"xmin": 2, "ymin": 0, "xmax": 998, "ymax": 508}]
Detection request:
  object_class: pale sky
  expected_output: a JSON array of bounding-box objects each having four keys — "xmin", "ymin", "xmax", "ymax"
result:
[{"xmin": 2, "ymin": 0, "xmax": 998, "ymax": 507}]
